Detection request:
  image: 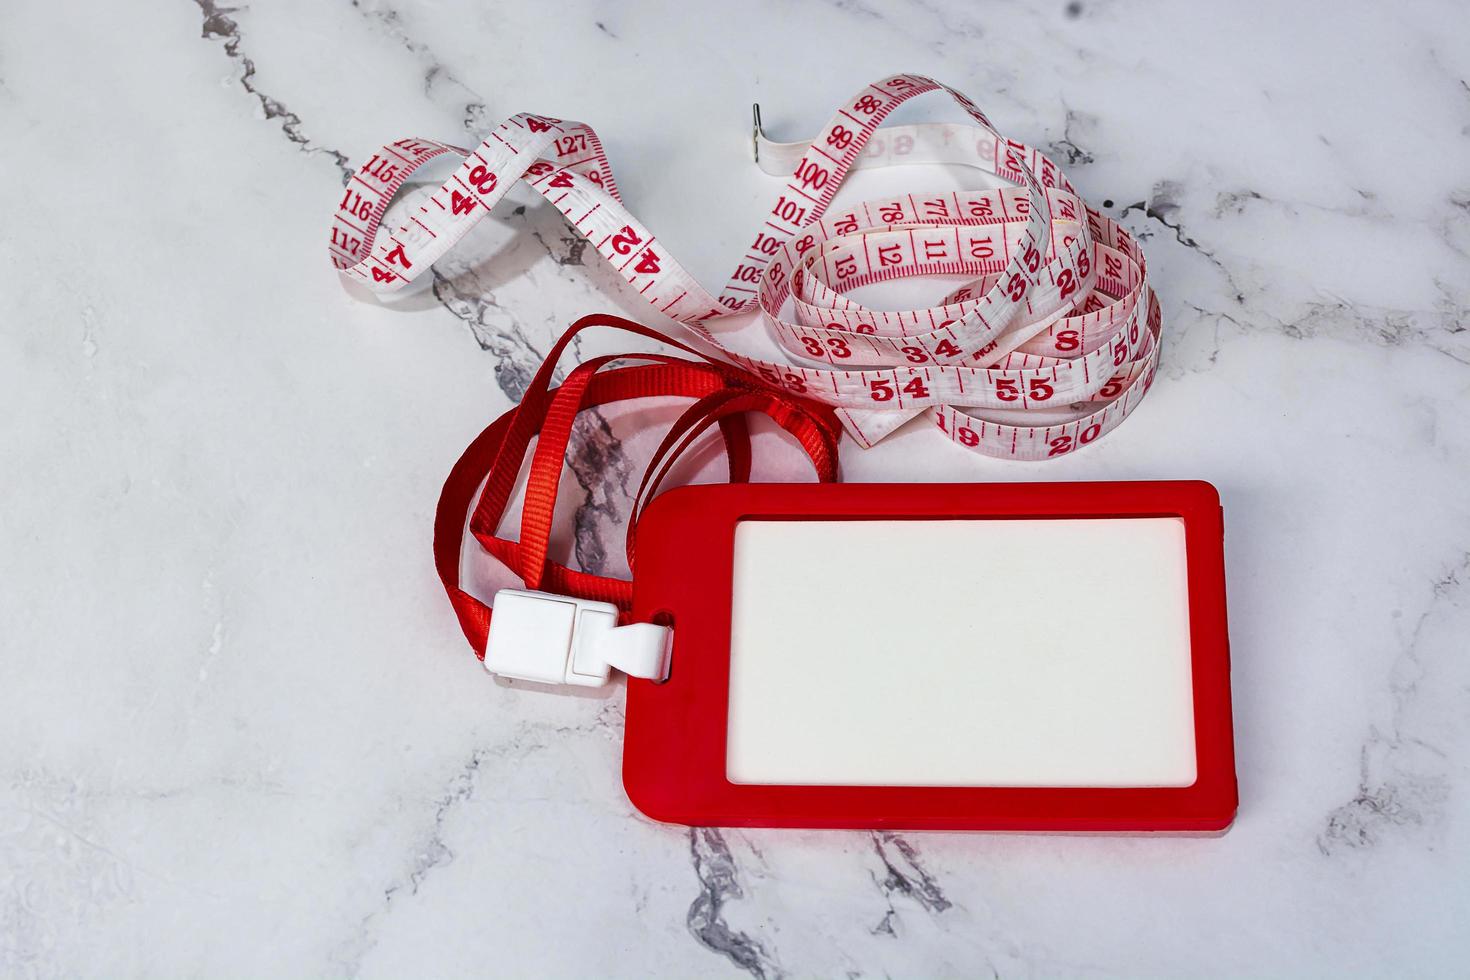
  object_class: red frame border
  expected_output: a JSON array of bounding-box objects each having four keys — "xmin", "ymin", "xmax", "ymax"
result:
[{"xmin": 625, "ymin": 481, "xmax": 1235, "ymax": 832}]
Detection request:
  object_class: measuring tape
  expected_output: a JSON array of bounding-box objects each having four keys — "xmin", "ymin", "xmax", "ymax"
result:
[{"xmin": 328, "ymin": 74, "xmax": 1160, "ymax": 461}]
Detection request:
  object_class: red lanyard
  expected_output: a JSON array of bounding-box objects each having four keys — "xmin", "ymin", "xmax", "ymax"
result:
[{"xmin": 433, "ymin": 314, "xmax": 843, "ymax": 659}]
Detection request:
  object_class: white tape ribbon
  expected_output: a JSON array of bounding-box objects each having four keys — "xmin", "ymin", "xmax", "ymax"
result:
[{"xmin": 328, "ymin": 74, "xmax": 1160, "ymax": 460}]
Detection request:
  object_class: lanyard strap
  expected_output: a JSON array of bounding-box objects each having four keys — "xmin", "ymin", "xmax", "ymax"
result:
[{"xmin": 433, "ymin": 314, "xmax": 842, "ymax": 659}]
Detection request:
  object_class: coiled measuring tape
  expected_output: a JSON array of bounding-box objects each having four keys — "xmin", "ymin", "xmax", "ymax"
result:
[{"xmin": 328, "ymin": 74, "xmax": 1160, "ymax": 460}]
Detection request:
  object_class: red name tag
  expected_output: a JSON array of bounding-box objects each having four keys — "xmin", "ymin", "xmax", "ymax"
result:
[{"xmin": 623, "ymin": 481, "xmax": 1235, "ymax": 832}]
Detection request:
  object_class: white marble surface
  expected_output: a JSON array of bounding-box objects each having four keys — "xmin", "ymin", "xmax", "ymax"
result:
[{"xmin": 3, "ymin": 0, "xmax": 1469, "ymax": 976}]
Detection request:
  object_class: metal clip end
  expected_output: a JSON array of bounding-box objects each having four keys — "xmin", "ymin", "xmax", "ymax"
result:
[{"xmin": 752, "ymin": 103, "xmax": 763, "ymax": 163}]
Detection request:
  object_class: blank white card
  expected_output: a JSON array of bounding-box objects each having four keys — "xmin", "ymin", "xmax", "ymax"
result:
[{"xmin": 727, "ymin": 518, "xmax": 1198, "ymax": 787}]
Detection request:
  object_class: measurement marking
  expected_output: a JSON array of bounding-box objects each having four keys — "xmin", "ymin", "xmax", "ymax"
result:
[{"xmin": 351, "ymin": 175, "xmax": 384, "ymax": 196}]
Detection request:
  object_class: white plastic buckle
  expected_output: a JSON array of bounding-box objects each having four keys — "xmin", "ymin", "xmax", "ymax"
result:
[{"xmin": 483, "ymin": 589, "xmax": 672, "ymax": 688}]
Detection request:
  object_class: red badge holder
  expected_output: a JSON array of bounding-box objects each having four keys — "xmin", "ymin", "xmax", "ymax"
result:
[{"xmin": 435, "ymin": 315, "xmax": 1236, "ymax": 833}]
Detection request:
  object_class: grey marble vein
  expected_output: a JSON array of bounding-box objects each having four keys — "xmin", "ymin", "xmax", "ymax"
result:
[
  {"xmin": 1048, "ymin": 105, "xmax": 1097, "ymax": 167},
  {"xmin": 348, "ymin": 0, "xmax": 492, "ymax": 131},
  {"xmin": 1319, "ymin": 554, "xmax": 1467, "ymax": 855},
  {"xmin": 869, "ymin": 832, "xmax": 952, "ymax": 936},
  {"xmin": 686, "ymin": 828, "xmax": 783, "ymax": 979},
  {"xmin": 192, "ymin": 0, "xmax": 352, "ymax": 182}
]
